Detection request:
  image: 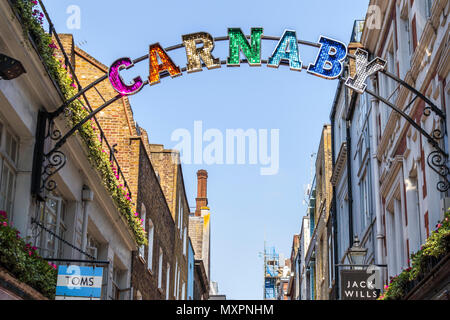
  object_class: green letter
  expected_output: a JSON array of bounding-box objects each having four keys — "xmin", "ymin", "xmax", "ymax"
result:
[{"xmin": 227, "ymin": 28, "xmax": 263, "ymax": 67}]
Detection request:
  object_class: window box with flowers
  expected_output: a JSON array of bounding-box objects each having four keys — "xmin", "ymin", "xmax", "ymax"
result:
[
  {"xmin": 379, "ymin": 210, "xmax": 450, "ymax": 300},
  {"xmin": 0, "ymin": 211, "xmax": 57, "ymax": 299}
]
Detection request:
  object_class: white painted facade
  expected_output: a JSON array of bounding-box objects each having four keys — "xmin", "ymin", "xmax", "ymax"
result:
[
  {"xmin": 298, "ymin": 215, "xmax": 310, "ymax": 300},
  {"xmin": 361, "ymin": 0, "xmax": 449, "ymax": 281},
  {"xmin": 0, "ymin": 0, "xmax": 137, "ymax": 300}
]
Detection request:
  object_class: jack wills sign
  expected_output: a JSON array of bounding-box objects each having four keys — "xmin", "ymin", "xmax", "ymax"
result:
[{"xmin": 340, "ymin": 270, "xmax": 380, "ymax": 300}]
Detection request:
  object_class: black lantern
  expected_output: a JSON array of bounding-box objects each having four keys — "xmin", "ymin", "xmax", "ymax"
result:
[{"xmin": 0, "ymin": 54, "xmax": 26, "ymax": 80}]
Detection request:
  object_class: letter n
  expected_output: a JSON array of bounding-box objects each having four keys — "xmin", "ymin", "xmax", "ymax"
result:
[{"xmin": 227, "ymin": 28, "xmax": 263, "ymax": 66}]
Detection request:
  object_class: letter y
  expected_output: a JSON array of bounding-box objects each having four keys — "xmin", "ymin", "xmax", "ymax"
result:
[{"xmin": 345, "ymin": 48, "xmax": 386, "ymax": 94}]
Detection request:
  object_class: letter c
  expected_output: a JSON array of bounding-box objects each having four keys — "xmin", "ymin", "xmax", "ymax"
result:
[{"xmin": 108, "ymin": 57, "xmax": 144, "ymax": 96}]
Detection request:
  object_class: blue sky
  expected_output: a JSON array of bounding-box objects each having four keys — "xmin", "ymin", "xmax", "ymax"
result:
[{"xmin": 44, "ymin": 0, "xmax": 369, "ymax": 300}]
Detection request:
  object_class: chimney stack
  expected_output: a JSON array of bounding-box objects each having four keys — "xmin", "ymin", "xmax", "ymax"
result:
[{"xmin": 195, "ymin": 170, "xmax": 208, "ymax": 216}]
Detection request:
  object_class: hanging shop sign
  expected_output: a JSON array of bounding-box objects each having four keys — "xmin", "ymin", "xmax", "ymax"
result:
[
  {"xmin": 107, "ymin": 28, "xmax": 387, "ymax": 96},
  {"xmin": 340, "ymin": 270, "xmax": 381, "ymax": 300},
  {"xmin": 55, "ymin": 265, "xmax": 103, "ymax": 300}
]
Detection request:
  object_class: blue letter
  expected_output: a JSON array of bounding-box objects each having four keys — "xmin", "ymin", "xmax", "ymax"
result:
[
  {"xmin": 268, "ymin": 30, "xmax": 302, "ymax": 71},
  {"xmin": 308, "ymin": 36, "xmax": 347, "ymax": 79}
]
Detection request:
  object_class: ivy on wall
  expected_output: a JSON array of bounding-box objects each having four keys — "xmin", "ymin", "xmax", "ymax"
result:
[{"xmin": 12, "ymin": 0, "xmax": 147, "ymax": 246}]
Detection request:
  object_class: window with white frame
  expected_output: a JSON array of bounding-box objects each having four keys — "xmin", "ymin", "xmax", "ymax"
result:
[
  {"xmin": 183, "ymin": 227, "xmax": 187, "ymax": 256},
  {"xmin": 0, "ymin": 121, "xmax": 18, "ymax": 221},
  {"xmin": 360, "ymin": 166, "xmax": 372, "ymax": 232},
  {"xmin": 147, "ymin": 219, "xmax": 154, "ymax": 271},
  {"xmin": 174, "ymin": 260, "xmax": 178, "ymax": 298},
  {"xmin": 158, "ymin": 248, "xmax": 163, "ymax": 289},
  {"xmin": 328, "ymin": 234, "xmax": 334, "ymax": 289},
  {"xmin": 380, "ymin": 44, "xmax": 397, "ymax": 133},
  {"xmin": 181, "ymin": 281, "xmax": 186, "ymax": 300},
  {"xmin": 338, "ymin": 195, "xmax": 350, "ymax": 260},
  {"xmin": 35, "ymin": 194, "xmax": 67, "ymax": 259},
  {"xmin": 425, "ymin": 0, "xmax": 433, "ymax": 18},
  {"xmin": 112, "ymin": 266, "xmax": 124, "ymax": 300},
  {"xmin": 139, "ymin": 204, "xmax": 146, "ymax": 258},
  {"xmin": 176, "ymin": 268, "xmax": 180, "ymax": 300},
  {"xmin": 178, "ymin": 193, "xmax": 183, "ymax": 238},
  {"xmin": 400, "ymin": 14, "xmax": 412, "ymax": 63},
  {"xmin": 166, "ymin": 263, "xmax": 170, "ymax": 300},
  {"xmin": 386, "ymin": 197, "xmax": 407, "ymax": 277},
  {"xmin": 86, "ymin": 234, "xmax": 100, "ymax": 259}
]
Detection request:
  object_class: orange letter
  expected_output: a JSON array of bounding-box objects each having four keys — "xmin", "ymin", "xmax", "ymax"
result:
[{"xmin": 149, "ymin": 43, "xmax": 182, "ymax": 85}]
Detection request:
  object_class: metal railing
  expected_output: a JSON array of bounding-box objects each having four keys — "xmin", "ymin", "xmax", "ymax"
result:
[{"xmin": 9, "ymin": 0, "xmax": 133, "ymax": 199}]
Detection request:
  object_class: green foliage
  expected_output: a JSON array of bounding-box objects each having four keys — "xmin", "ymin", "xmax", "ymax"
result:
[
  {"xmin": 0, "ymin": 212, "xmax": 57, "ymax": 299},
  {"xmin": 379, "ymin": 210, "xmax": 450, "ymax": 300},
  {"xmin": 12, "ymin": 0, "xmax": 147, "ymax": 246}
]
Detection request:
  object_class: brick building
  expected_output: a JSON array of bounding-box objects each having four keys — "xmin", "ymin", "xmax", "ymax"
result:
[
  {"xmin": 0, "ymin": 2, "xmax": 144, "ymax": 300},
  {"xmin": 57, "ymin": 34, "xmax": 193, "ymax": 300},
  {"xmin": 311, "ymin": 125, "xmax": 334, "ymax": 300},
  {"xmin": 148, "ymin": 144, "xmax": 191, "ymax": 300},
  {"xmin": 189, "ymin": 170, "xmax": 211, "ymax": 300}
]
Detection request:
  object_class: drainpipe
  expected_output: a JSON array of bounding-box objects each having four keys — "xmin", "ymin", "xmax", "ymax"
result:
[
  {"xmin": 81, "ymin": 186, "xmax": 94, "ymax": 253},
  {"xmin": 330, "ymin": 89, "xmax": 340, "ymax": 300},
  {"xmin": 369, "ymin": 82, "xmax": 385, "ymax": 269},
  {"xmin": 345, "ymin": 88, "xmax": 355, "ymax": 249}
]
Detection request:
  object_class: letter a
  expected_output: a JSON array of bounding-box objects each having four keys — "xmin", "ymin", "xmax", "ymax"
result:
[
  {"xmin": 149, "ymin": 43, "xmax": 182, "ymax": 85},
  {"xmin": 345, "ymin": 48, "xmax": 386, "ymax": 94},
  {"xmin": 268, "ymin": 30, "xmax": 302, "ymax": 71}
]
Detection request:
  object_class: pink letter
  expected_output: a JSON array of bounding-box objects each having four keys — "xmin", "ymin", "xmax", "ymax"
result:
[{"xmin": 108, "ymin": 57, "xmax": 144, "ymax": 96}]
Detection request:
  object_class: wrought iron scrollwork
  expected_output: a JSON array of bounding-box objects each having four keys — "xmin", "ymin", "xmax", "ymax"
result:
[
  {"xmin": 41, "ymin": 150, "xmax": 67, "ymax": 192},
  {"xmin": 46, "ymin": 119, "xmax": 62, "ymax": 141},
  {"xmin": 432, "ymin": 128, "xmax": 445, "ymax": 140},
  {"xmin": 427, "ymin": 150, "xmax": 449, "ymax": 192}
]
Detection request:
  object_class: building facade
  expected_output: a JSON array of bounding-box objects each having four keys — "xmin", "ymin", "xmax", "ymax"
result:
[
  {"xmin": 0, "ymin": 0, "xmax": 202, "ymax": 300},
  {"xmin": 189, "ymin": 170, "xmax": 212, "ymax": 300},
  {"xmin": 0, "ymin": 2, "xmax": 138, "ymax": 300},
  {"xmin": 148, "ymin": 144, "xmax": 191, "ymax": 300},
  {"xmin": 359, "ymin": 0, "xmax": 449, "ymax": 297},
  {"xmin": 310, "ymin": 125, "xmax": 334, "ymax": 300}
]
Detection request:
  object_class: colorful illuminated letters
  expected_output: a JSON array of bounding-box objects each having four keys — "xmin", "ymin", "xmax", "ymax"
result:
[
  {"xmin": 149, "ymin": 43, "xmax": 182, "ymax": 86},
  {"xmin": 308, "ymin": 36, "xmax": 348, "ymax": 79},
  {"xmin": 182, "ymin": 32, "xmax": 221, "ymax": 73},
  {"xmin": 227, "ymin": 28, "xmax": 263, "ymax": 66},
  {"xmin": 268, "ymin": 30, "xmax": 302, "ymax": 71},
  {"xmin": 107, "ymin": 28, "xmax": 384, "ymax": 97},
  {"xmin": 108, "ymin": 57, "xmax": 144, "ymax": 96},
  {"xmin": 346, "ymin": 48, "xmax": 386, "ymax": 94}
]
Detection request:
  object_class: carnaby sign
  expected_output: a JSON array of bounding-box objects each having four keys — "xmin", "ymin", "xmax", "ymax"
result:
[
  {"xmin": 107, "ymin": 28, "xmax": 386, "ymax": 96},
  {"xmin": 340, "ymin": 270, "xmax": 381, "ymax": 300}
]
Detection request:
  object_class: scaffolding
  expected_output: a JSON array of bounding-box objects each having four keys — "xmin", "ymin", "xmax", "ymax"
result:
[{"xmin": 263, "ymin": 244, "xmax": 280, "ymax": 300}]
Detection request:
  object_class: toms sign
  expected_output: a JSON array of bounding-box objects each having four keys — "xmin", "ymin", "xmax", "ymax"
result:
[
  {"xmin": 55, "ymin": 265, "xmax": 103, "ymax": 300},
  {"xmin": 108, "ymin": 28, "xmax": 386, "ymax": 96}
]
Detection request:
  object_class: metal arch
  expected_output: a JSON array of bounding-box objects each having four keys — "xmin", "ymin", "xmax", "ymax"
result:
[
  {"xmin": 38, "ymin": 34, "xmax": 449, "ymax": 193},
  {"xmin": 48, "ymin": 35, "xmax": 320, "ymax": 119},
  {"xmin": 353, "ymin": 84, "xmax": 449, "ymax": 193}
]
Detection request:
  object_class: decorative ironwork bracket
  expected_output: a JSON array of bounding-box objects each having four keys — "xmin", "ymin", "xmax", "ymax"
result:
[{"xmin": 352, "ymin": 82, "xmax": 449, "ymax": 193}]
